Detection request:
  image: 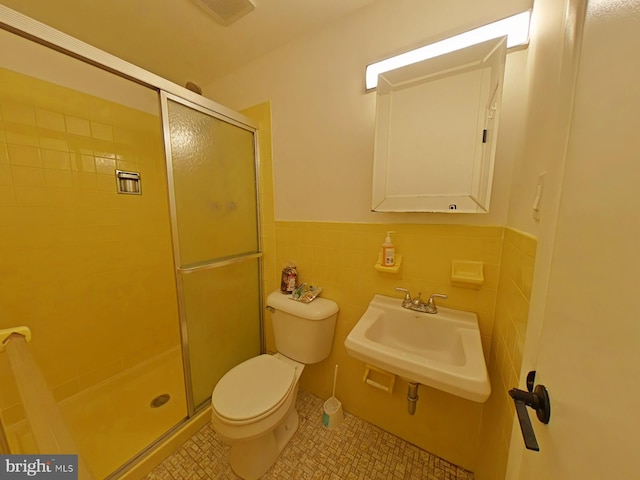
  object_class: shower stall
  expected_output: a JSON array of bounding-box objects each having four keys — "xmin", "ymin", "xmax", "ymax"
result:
[{"xmin": 0, "ymin": 6, "xmax": 262, "ymax": 478}]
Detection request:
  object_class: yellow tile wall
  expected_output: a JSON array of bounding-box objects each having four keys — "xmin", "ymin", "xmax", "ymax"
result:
[
  {"xmin": 0, "ymin": 67, "xmax": 181, "ymax": 425},
  {"xmin": 240, "ymin": 102, "xmax": 278, "ymax": 352},
  {"xmin": 272, "ymin": 221, "xmax": 504, "ymax": 470},
  {"xmin": 476, "ymin": 227, "xmax": 537, "ymax": 480}
]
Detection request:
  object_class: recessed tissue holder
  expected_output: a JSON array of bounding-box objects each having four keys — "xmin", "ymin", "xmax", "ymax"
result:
[{"xmin": 363, "ymin": 364, "xmax": 396, "ymax": 393}]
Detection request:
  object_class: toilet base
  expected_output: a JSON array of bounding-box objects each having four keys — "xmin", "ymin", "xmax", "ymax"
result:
[{"xmin": 229, "ymin": 408, "xmax": 299, "ymax": 480}]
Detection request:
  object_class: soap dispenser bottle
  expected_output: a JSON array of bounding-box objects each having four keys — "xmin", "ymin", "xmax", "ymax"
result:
[{"xmin": 382, "ymin": 231, "xmax": 396, "ymax": 267}]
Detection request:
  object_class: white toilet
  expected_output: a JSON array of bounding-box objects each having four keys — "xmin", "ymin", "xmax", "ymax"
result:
[{"xmin": 211, "ymin": 290, "xmax": 339, "ymax": 480}]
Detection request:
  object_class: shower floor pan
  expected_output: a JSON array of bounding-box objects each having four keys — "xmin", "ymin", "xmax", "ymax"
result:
[{"xmin": 5, "ymin": 347, "xmax": 187, "ymax": 479}]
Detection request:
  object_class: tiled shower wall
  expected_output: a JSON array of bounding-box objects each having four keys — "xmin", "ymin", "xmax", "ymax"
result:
[{"xmin": 0, "ymin": 66, "xmax": 180, "ymax": 426}]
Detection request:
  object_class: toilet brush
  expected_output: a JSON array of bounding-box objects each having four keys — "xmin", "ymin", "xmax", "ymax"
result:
[{"xmin": 323, "ymin": 364, "xmax": 344, "ymax": 429}]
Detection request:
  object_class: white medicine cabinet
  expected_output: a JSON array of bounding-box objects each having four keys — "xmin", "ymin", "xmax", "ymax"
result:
[{"xmin": 371, "ymin": 36, "xmax": 507, "ymax": 213}]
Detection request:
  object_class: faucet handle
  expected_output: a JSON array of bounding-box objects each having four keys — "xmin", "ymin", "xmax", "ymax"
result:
[
  {"xmin": 426, "ymin": 293, "xmax": 448, "ymax": 313},
  {"xmin": 429, "ymin": 293, "xmax": 447, "ymax": 301},
  {"xmin": 395, "ymin": 287, "xmax": 411, "ymax": 299},
  {"xmin": 395, "ymin": 287, "xmax": 412, "ymax": 307}
]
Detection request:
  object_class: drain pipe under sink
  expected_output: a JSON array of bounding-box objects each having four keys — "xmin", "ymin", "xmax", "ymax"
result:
[{"xmin": 407, "ymin": 382, "xmax": 419, "ymax": 415}]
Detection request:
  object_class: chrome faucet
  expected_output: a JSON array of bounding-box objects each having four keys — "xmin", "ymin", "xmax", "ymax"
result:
[{"xmin": 395, "ymin": 287, "xmax": 447, "ymax": 314}]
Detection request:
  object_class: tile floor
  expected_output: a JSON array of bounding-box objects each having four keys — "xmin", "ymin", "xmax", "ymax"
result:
[{"xmin": 143, "ymin": 390, "xmax": 475, "ymax": 480}]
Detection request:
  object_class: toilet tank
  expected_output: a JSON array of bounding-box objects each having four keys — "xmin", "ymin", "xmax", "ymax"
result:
[{"xmin": 266, "ymin": 291, "xmax": 339, "ymax": 364}]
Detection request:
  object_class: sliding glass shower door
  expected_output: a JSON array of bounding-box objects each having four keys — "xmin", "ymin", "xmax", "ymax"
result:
[{"xmin": 161, "ymin": 93, "xmax": 262, "ymax": 412}]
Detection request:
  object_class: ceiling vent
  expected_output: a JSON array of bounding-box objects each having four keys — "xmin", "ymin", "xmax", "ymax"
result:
[{"xmin": 192, "ymin": 0, "xmax": 256, "ymax": 26}]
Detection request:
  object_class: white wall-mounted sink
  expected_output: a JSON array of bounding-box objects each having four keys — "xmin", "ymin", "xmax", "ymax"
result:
[{"xmin": 345, "ymin": 294, "xmax": 490, "ymax": 402}]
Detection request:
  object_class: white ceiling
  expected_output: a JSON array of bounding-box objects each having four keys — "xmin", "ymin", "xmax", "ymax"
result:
[{"xmin": 0, "ymin": 0, "xmax": 381, "ymax": 88}]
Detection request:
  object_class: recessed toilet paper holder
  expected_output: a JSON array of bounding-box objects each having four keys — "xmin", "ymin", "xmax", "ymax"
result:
[
  {"xmin": 509, "ymin": 371, "xmax": 551, "ymax": 452},
  {"xmin": 363, "ymin": 364, "xmax": 395, "ymax": 393}
]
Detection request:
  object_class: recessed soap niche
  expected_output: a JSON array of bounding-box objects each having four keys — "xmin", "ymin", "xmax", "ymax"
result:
[
  {"xmin": 451, "ymin": 260, "xmax": 484, "ymax": 289},
  {"xmin": 116, "ymin": 170, "xmax": 141, "ymax": 195}
]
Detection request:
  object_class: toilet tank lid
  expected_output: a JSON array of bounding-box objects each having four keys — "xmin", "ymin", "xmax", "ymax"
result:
[{"xmin": 267, "ymin": 291, "xmax": 338, "ymax": 320}]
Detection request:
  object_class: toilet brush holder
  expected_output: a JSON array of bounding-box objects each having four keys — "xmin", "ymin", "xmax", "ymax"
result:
[{"xmin": 322, "ymin": 397, "xmax": 343, "ymax": 430}]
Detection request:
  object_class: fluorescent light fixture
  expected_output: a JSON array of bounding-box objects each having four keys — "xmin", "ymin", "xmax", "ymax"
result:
[{"xmin": 365, "ymin": 10, "xmax": 531, "ymax": 90}]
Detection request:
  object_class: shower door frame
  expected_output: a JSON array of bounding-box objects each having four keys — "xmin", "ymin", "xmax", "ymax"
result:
[
  {"xmin": 0, "ymin": 1, "xmax": 265, "ymax": 473},
  {"xmin": 160, "ymin": 91, "xmax": 264, "ymax": 416}
]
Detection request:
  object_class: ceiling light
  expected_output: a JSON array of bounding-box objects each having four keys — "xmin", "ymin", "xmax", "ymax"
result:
[{"xmin": 365, "ymin": 10, "xmax": 531, "ymax": 90}]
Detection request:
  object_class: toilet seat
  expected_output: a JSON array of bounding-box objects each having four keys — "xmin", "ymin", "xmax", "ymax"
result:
[{"xmin": 212, "ymin": 354, "xmax": 296, "ymax": 425}]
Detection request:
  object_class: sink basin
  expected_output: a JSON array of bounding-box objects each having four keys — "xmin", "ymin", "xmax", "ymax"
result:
[{"xmin": 344, "ymin": 294, "xmax": 490, "ymax": 402}]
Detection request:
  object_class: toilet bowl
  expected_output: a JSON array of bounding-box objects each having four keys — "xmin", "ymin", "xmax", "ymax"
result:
[
  {"xmin": 211, "ymin": 354, "xmax": 303, "ymax": 480},
  {"xmin": 210, "ymin": 291, "xmax": 339, "ymax": 480}
]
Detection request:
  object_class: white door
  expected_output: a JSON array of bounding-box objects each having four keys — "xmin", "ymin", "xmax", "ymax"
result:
[{"xmin": 513, "ymin": 0, "xmax": 640, "ymax": 478}]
